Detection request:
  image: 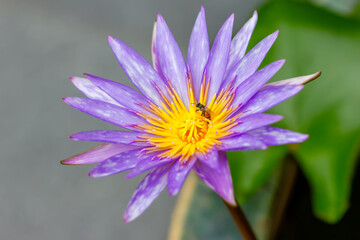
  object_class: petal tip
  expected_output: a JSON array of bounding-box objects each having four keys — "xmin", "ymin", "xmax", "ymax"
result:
[
  {"xmin": 304, "ymin": 71, "xmax": 321, "ymax": 85},
  {"xmin": 88, "ymin": 170, "xmax": 98, "ymax": 178},
  {"xmin": 168, "ymin": 187, "xmax": 179, "ymax": 196},
  {"xmin": 69, "ymin": 134, "xmax": 77, "ymax": 140},
  {"xmin": 227, "ymin": 199, "xmax": 237, "ymax": 206},
  {"xmin": 278, "ymin": 59, "xmax": 286, "ymax": 67},
  {"xmin": 62, "ymin": 97, "xmax": 77, "ymax": 105},
  {"xmin": 107, "ymin": 35, "xmax": 118, "ymax": 48},
  {"xmin": 124, "ymin": 172, "xmax": 134, "ymax": 179},
  {"xmin": 301, "ymin": 134, "xmax": 309, "ymax": 142},
  {"xmin": 60, "ymin": 159, "xmax": 70, "ymax": 165},
  {"xmin": 314, "ymin": 71, "xmax": 322, "ymax": 79},
  {"xmin": 123, "ymin": 213, "xmax": 133, "ymax": 223},
  {"xmin": 156, "ymin": 13, "xmax": 164, "ymax": 22},
  {"xmin": 257, "ymin": 144, "xmax": 268, "ymax": 150},
  {"xmin": 60, "ymin": 156, "xmax": 80, "ymax": 165},
  {"xmin": 227, "ymin": 13, "xmax": 235, "ymax": 23}
]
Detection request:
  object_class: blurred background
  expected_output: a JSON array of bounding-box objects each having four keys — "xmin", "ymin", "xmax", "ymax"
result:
[
  {"xmin": 1, "ymin": 0, "xmax": 360, "ymax": 239},
  {"xmin": 0, "ymin": 0, "xmax": 262, "ymax": 239}
]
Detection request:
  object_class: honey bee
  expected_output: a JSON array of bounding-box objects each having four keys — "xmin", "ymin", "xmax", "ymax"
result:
[{"xmin": 195, "ymin": 103, "xmax": 211, "ymax": 120}]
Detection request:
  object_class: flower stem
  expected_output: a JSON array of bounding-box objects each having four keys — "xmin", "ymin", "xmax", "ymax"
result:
[{"xmin": 223, "ymin": 200, "xmax": 257, "ymax": 240}]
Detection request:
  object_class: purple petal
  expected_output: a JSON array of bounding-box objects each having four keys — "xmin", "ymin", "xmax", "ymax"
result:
[
  {"xmin": 151, "ymin": 22, "xmax": 164, "ymax": 78},
  {"xmin": 194, "ymin": 151, "xmax": 235, "ymax": 205},
  {"xmin": 220, "ymin": 133, "xmax": 267, "ymax": 151},
  {"xmin": 231, "ymin": 59, "xmax": 285, "ymax": 107},
  {"xmin": 69, "ymin": 77, "xmax": 119, "ymax": 106},
  {"xmin": 156, "ymin": 14, "xmax": 188, "ymax": 106},
  {"xmin": 126, "ymin": 156, "xmax": 174, "ymax": 179},
  {"xmin": 70, "ymin": 130, "xmax": 150, "ymax": 146},
  {"xmin": 239, "ymin": 85, "xmax": 304, "ymax": 117},
  {"xmin": 196, "ymin": 150, "xmax": 219, "ymax": 169},
  {"xmin": 63, "ymin": 97, "xmax": 147, "ymax": 131},
  {"xmin": 226, "ymin": 11, "xmax": 257, "ymax": 74},
  {"xmin": 123, "ymin": 164, "xmax": 172, "ymax": 222},
  {"xmin": 61, "ymin": 143, "xmax": 139, "ymax": 165},
  {"xmin": 88, "ymin": 148, "xmax": 143, "ymax": 178},
  {"xmin": 230, "ymin": 113, "xmax": 283, "ymax": 134},
  {"xmin": 108, "ymin": 36, "xmax": 169, "ymax": 106},
  {"xmin": 248, "ymin": 126, "xmax": 308, "ymax": 146},
  {"xmin": 222, "ymin": 30, "xmax": 279, "ymax": 89},
  {"xmin": 205, "ymin": 14, "xmax": 234, "ymax": 104},
  {"xmin": 167, "ymin": 157, "xmax": 197, "ymax": 196},
  {"xmin": 187, "ymin": 5, "xmax": 209, "ymax": 100},
  {"xmin": 84, "ymin": 74, "xmax": 153, "ymax": 115},
  {"xmin": 265, "ymin": 71, "xmax": 321, "ymax": 87}
]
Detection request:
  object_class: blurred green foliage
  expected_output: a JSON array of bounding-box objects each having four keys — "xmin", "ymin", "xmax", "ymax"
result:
[
  {"xmin": 229, "ymin": 0, "xmax": 360, "ymax": 223},
  {"xmin": 306, "ymin": 0, "xmax": 359, "ymax": 14}
]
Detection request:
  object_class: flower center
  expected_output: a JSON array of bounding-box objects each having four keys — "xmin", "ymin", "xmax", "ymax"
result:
[
  {"xmin": 178, "ymin": 114, "xmax": 208, "ymax": 142},
  {"xmin": 136, "ymin": 73, "xmax": 241, "ymax": 162}
]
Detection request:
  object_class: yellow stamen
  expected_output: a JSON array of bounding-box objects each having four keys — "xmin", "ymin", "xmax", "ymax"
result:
[{"xmin": 137, "ymin": 74, "xmax": 239, "ymax": 163}]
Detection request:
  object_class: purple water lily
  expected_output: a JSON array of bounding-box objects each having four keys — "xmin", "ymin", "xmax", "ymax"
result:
[{"xmin": 62, "ymin": 6, "xmax": 320, "ymax": 222}]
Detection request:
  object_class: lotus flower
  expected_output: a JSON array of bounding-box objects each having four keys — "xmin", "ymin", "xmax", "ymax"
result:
[{"xmin": 62, "ymin": 6, "xmax": 320, "ymax": 222}]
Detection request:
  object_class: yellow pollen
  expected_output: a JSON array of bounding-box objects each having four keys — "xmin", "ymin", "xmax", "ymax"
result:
[{"xmin": 138, "ymin": 73, "xmax": 239, "ymax": 163}]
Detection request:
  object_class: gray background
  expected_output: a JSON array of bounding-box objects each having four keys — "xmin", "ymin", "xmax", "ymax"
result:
[{"xmin": 0, "ymin": 0, "xmax": 262, "ymax": 239}]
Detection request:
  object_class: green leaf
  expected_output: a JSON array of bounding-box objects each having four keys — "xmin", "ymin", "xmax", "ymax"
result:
[
  {"xmin": 228, "ymin": 147, "xmax": 286, "ymax": 204},
  {"xmin": 296, "ymin": 108, "xmax": 360, "ymax": 222},
  {"xmin": 229, "ymin": 1, "xmax": 360, "ymax": 223},
  {"xmin": 304, "ymin": 0, "xmax": 359, "ymax": 15}
]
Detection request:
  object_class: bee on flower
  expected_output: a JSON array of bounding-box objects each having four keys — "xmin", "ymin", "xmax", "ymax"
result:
[
  {"xmin": 195, "ymin": 102, "xmax": 212, "ymax": 120},
  {"xmin": 62, "ymin": 5, "xmax": 320, "ymax": 222}
]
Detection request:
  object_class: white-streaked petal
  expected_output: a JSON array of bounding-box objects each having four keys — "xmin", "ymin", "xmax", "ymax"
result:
[
  {"xmin": 230, "ymin": 113, "xmax": 283, "ymax": 134},
  {"xmin": 239, "ymin": 85, "xmax": 304, "ymax": 117},
  {"xmin": 205, "ymin": 14, "xmax": 234, "ymax": 105},
  {"xmin": 167, "ymin": 157, "xmax": 197, "ymax": 196},
  {"xmin": 88, "ymin": 149, "xmax": 143, "ymax": 178},
  {"xmin": 70, "ymin": 77, "xmax": 119, "ymax": 106},
  {"xmin": 265, "ymin": 72, "xmax": 321, "ymax": 86},
  {"xmin": 194, "ymin": 151, "xmax": 235, "ymax": 205},
  {"xmin": 123, "ymin": 164, "xmax": 172, "ymax": 222},
  {"xmin": 248, "ymin": 126, "xmax": 309, "ymax": 146},
  {"xmin": 220, "ymin": 133, "xmax": 267, "ymax": 151},
  {"xmin": 156, "ymin": 14, "xmax": 188, "ymax": 107},
  {"xmin": 108, "ymin": 36, "xmax": 169, "ymax": 106},
  {"xmin": 222, "ymin": 30, "xmax": 279, "ymax": 89},
  {"xmin": 151, "ymin": 22, "xmax": 164, "ymax": 78},
  {"xmin": 226, "ymin": 11, "xmax": 258, "ymax": 73},
  {"xmin": 231, "ymin": 59, "xmax": 285, "ymax": 107},
  {"xmin": 187, "ymin": 5, "xmax": 209, "ymax": 101},
  {"xmin": 63, "ymin": 97, "xmax": 147, "ymax": 131},
  {"xmin": 84, "ymin": 74, "xmax": 154, "ymax": 116},
  {"xmin": 70, "ymin": 130, "xmax": 151, "ymax": 146},
  {"xmin": 61, "ymin": 143, "xmax": 139, "ymax": 165},
  {"xmin": 126, "ymin": 157, "xmax": 174, "ymax": 179},
  {"xmin": 196, "ymin": 150, "xmax": 219, "ymax": 169}
]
